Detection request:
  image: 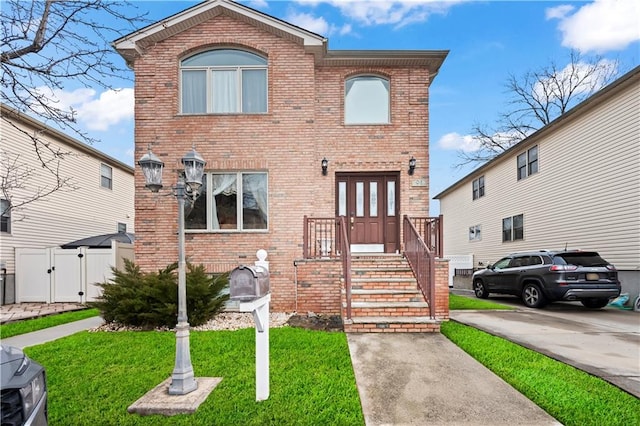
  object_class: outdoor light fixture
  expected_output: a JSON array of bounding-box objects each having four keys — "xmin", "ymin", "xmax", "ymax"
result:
[
  {"xmin": 137, "ymin": 148, "xmax": 164, "ymax": 192},
  {"xmin": 408, "ymin": 156, "xmax": 416, "ymax": 175},
  {"xmin": 321, "ymin": 157, "xmax": 328, "ymax": 176},
  {"xmin": 137, "ymin": 146, "xmax": 207, "ymax": 396}
]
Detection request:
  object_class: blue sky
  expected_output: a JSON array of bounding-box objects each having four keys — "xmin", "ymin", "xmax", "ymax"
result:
[{"xmin": 44, "ymin": 0, "xmax": 639, "ymax": 214}]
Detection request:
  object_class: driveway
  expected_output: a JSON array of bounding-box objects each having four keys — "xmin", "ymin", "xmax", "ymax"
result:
[{"xmin": 450, "ymin": 295, "xmax": 640, "ymax": 398}]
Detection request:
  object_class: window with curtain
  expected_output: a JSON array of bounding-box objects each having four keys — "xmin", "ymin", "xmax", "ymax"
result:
[
  {"xmin": 180, "ymin": 49, "xmax": 267, "ymax": 114},
  {"xmin": 185, "ymin": 172, "xmax": 268, "ymax": 231},
  {"xmin": 345, "ymin": 75, "xmax": 390, "ymax": 124}
]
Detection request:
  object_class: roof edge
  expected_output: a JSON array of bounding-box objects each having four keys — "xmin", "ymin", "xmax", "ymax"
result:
[
  {"xmin": 433, "ymin": 64, "xmax": 640, "ymax": 200},
  {"xmin": 1, "ymin": 103, "xmax": 134, "ymax": 174}
]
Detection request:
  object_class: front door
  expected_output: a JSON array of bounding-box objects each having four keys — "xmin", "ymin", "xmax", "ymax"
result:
[{"xmin": 336, "ymin": 173, "xmax": 399, "ymax": 253}]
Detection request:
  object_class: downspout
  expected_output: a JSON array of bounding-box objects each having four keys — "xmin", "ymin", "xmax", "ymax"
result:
[
  {"xmin": 1, "ymin": 267, "xmax": 7, "ymax": 305},
  {"xmin": 293, "ymin": 260, "xmax": 298, "ymax": 313}
]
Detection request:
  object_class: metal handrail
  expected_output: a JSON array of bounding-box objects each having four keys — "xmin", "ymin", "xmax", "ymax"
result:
[
  {"xmin": 339, "ymin": 216, "xmax": 352, "ymax": 320},
  {"xmin": 409, "ymin": 215, "xmax": 443, "ymax": 258},
  {"xmin": 403, "ymin": 215, "xmax": 435, "ymax": 318},
  {"xmin": 302, "ymin": 216, "xmax": 352, "ymax": 319}
]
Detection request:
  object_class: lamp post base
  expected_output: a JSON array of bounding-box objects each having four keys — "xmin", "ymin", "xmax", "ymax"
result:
[{"xmin": 168, "ymin": 321, "xmax": 198, "ymax": 395}]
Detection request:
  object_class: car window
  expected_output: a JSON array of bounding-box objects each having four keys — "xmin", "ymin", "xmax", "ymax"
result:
[
  {"xmin": 493, "ymin": 258, "xmax": 511, "ymax": 269},
  {"xmin": 555, "ymin": 252, "xmax": 608, "ymax": 267},
  {"xmin": 509, "ymin": 256, "xmax": 528, "ymax": 267},
  {"xmin": 528, "ymin": 256, "xmax": 543, "ymax": 266}
]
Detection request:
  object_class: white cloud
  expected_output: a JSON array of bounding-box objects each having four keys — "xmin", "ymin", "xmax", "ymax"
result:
[
  {"xmin": 532, "ymin": 59, "xmax": 618, "ymax": 103},
  {"xmin": 547, "ymin": 0, "xmax": 640, "ymax": 53},
  {"xmin": 32, "ymin": 87, "xmax": 134, "ymax": 132},
  {"xmin": 437, "ymin": 132, "xmax": 480, "ymax": 152},
  {"xmin": 294, "ymin": 0, "xmax": 459, "ymax": 29},
  {"xmin": 246, "ymin": 0, "xmax": 269, "ymax": 9},
  {"xmin": 287, "ymin": 11, "xmax": 330, "ymax": 34}
]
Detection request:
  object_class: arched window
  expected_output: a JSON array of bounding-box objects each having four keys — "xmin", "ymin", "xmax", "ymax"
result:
[
  {"xmin": 344, "ymin": 75, "xmax": 390, "ymax": 124},
  {"xmin": 180, "ymin": 49, "xmax": 267, "ymax": 114}
]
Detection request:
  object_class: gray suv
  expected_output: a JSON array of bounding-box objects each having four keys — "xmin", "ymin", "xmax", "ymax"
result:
[
  {"xmin": 472, "ymin": 250, "xmax": 621, "ymax": 308},
  {"xmin": 1, "ymin": 345, "xmax": 48, "ymax": 426}
]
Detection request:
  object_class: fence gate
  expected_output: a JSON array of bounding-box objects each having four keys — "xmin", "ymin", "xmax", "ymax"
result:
[{"xmin": 15, "ymin": 243, "xmax": 133, "ymax": 303}]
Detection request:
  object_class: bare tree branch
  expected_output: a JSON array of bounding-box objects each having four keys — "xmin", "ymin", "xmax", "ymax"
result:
[
  {"xmin": 457, "ymin": 51, "xmax": 619, "ymax": 167},
  {"xmin": 0, "ymin": 0, "xmax": 148, "ymax": 214}
]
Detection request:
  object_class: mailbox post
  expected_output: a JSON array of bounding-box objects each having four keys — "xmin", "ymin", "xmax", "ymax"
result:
[{"xmin": 229, "ymin": 250, "xmax": 271, "ymax": 401}]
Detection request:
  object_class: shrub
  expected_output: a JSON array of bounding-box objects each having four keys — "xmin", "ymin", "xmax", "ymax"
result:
[{"xmin": 90, "ymin": 259, "xmax": 229, "ymax": 328}]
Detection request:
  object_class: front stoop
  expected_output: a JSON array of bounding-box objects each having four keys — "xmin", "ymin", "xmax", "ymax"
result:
[{"xmin": 342, "ymin": 254, "xmax": 441, "ymax": 333}]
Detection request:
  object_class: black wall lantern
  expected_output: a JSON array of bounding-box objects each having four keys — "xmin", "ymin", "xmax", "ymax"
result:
[
  {"xmin": 408, "ymin": 156, "xmax": 416, "ymax": 175},
  {"xmin": 321, "ymin": 157, "xmax": 328, "ymax": 176}
]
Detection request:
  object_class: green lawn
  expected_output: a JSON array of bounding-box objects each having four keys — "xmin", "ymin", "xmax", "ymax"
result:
[
  {"xmin": 1, "ymin": 309, "xmax": 99, "ymax": 339},
  {"xmin": 441, "ymin": 321, "xmax": 640, "ymax": 426},
  {"xmin": 25, "ymin": 327, "xmax": 364, "ymax": 426},
  {"xmin": 449, "ymin": 293, "xmax": 513, "ymax": 310}
]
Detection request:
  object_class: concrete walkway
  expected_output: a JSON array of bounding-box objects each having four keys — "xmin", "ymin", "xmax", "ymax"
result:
[
  {"xmin": 348, "ymin": 333, "xmax": 560, "ymax": 425},
  {"xmin": 2, "ymin": 316, "xmax": 104, "ymax": 349}
]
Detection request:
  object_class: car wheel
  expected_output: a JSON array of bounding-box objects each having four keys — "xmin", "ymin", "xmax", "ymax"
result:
[
  {"xmin": 473, "ymin": 280, "xmax": 489, "ymax": 299},
  {"xmin": 522, "ymin": 283, "xmax": 547, "ymax": 308},
  {"xmin": 635, "ymin": 296, "xmax": 640, "ymax": 312},
  {"xmin": 581, "ymin": 298, "xmax": 609, "ymax": 309}
]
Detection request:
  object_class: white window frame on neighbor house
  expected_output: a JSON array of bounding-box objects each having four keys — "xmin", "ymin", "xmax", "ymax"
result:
[
  {"xmin": 468, "ymin": 224, "xmax": 482, "ymax": 241},
  {"xmin": 517, "ymin": 145, "xmax": 538, "ymax": 180},
  {"xmin": 185, "ymin": 172, "xmax": 268, "ymax": 232},
  {"xmin": 100, "ymin": 163, "xmax": 113, "ymax": 190},
  {"xmin": 502, "ymin": 214, "xmax": 524, "ymax": 242},
  {"xmin": 472, "ymin": 176, "xmax": 485, "ymax": 200},
  {"xmin": 180, "ymin": 49, "xmax": 268, "ymax": 114},
  {"xmin": 1, "ymin": 199, "xmax": 10, "ymax": 233},
  {"xmin": 117, "ymin": 222, "xmax": 127, "ymax": 233},
  {"xmin": 344, "ymin": 75, "xmax": 390, "ymax": 125}
]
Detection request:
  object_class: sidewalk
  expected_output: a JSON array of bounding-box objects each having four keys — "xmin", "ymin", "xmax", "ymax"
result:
[
  {"xmin": 2, "ymin": 316, "xmax": 104, "ymax": 349},
  {"xmin": 1, "ymin": 302, "xmax": 86, "ymax": 323}
]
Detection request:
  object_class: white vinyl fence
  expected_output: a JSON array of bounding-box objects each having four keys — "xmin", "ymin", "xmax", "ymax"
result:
[
  {"xmin": 443, "ymin": 254, "xmax": 474, "ymax": 287},
  {"xmin": 15, "ymin": 241, "xmax": 133, "ymax": 303}
]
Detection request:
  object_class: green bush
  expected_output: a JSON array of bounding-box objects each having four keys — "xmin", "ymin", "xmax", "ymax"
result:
[{"xmin": 89, "ymin": 259, "xmax": 229, "ymax": 328}]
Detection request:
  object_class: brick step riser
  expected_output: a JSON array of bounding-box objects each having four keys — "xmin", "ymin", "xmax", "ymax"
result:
[
  {"xmin": 353, "ymin": 271, "xmax": 415, "ymax": 279},
  {"xmin": 351, "ymin": 295, "xmax": 425, "ymax": 303},
  {"xmin": 343, "ymin": 322, "xmax": 440, "ymax": 333},
  {"xmin": 351, "ymin": 262, "xmax": 408, "ymax": 269},
  {"xmin": 350, "ymin": 307, "xmax": 431, "ymax": 317},
  {"xmin": 351, "ymin": 283, "xmax": 418, "ymax": 291}
]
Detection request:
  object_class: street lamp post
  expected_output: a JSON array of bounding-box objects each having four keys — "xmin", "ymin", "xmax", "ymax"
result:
[{"xmin": 138, "ymin": 146, "xmax": 206, "ymax": 396}]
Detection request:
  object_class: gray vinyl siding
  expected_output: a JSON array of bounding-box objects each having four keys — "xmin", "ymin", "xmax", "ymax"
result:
[
  {"xmin": 439, "ymin": 74, "xmax": 640, "ymax": 271},
  {"xmin": 0, "ymin": 112, "xmax": 134, "ymax": 273}
]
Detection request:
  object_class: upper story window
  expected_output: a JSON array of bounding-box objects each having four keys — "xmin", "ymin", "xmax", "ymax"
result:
[
  {"xmin": 502, "ymin": 214, "xmax": 524, "ymax": 242},
  {"xmin": 100, "ymin": 164, "xmax": 113, "ymax": 190},
  {"xmin": 345, "ymin": 75, "xmax": 390, "ymax": 124},
  {"xmin": 185, "ymin": 172, "xmax": 268, "ymax": 231},
  {"xmin": 1, "ymin": 199, "xmax": 10, "ymax": 233},
  {"xmin": 472, "ymin": 176, "xmax": 485, "ymax": 200},
  {"xmin": 517, "ymin": 145, "xmax": 538, "ymax": 180},
  {"xmin": 181, "ymin": 49, "xmax": 268, "ymax": 114}
]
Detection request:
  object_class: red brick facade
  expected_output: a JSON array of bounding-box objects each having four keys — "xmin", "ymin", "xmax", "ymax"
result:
[{"xmin": 117, "ymin": 2, "xmax": 447, "ymax": 312}]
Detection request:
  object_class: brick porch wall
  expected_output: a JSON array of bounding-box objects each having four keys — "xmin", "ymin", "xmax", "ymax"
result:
[
  {"xmin": 435, "ymin": 259, "xmax": 450, "ymax": 320},
  {"xmin": 294, "ymin": 260, "xmax": 342, "ymax": 315}
]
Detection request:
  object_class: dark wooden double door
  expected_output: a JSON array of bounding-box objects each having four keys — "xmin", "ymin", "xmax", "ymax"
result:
[{"xmin": 336, "ymin": 173, "xmax": 399, "ymax": 253}]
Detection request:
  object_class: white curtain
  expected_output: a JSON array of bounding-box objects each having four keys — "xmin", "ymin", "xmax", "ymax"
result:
[
  {"xmin": 182, "ymin": 70, "xmax": 206, "ymax": 113},
  {"xmin": 243, "ymin": 174, "xmax": 268, "ymax": 227},
  {"xmin": 211, "ymin": 174, "xmax": 237, "ymax": 229},
  {"xmin": 242, "ymin": 69, "xmax": 267, "ymax": 113},
  {"xmin": 213, "ymin": 70, "xmax": 237, "ymax": 113}
]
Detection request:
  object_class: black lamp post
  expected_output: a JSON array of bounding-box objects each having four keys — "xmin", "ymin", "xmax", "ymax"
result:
[{"xmin": 138, "ymin": 146, "xmax": 206, "ymax": 395}]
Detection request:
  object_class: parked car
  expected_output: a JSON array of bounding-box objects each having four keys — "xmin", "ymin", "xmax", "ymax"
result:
[
  {"xmin": 1, "ymin": 345, "xmax": 48, "ymax": 425},
  {"xmin": 472, "ymin": 250, "xmax": 621, "ymax": 309}
]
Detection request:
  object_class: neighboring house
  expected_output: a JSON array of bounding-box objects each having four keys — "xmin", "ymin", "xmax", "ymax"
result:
[
  {"xmin": 434, "ymin": 66, "xmax": 640, "ymax": 300},
  {"xmin": 113, "ymin": 0, "xmax": 449, "ymax": 329},
  {"xmin": 1, "ymin": 104, "xmax": 135, "ymax": 303}
]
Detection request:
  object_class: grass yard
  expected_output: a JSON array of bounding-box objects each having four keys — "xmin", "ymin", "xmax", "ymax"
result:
[
  {"xmin": 441, "ymin": 321, "xmax": 640, "ymax": 426},
  {"xmin": 449, "ymin": 293, "xmax": 513, "ymax": 310},
  {"xmin": 0, "ymin": 308, "xmax": 99, "ymax": 339},
  {"xmin": 25, "ymin": 327, "xmax": 364, "ymax": 426}
]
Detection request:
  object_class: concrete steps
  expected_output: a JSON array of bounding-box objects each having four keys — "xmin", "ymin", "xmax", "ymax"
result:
[{"xmin": 342, "ymin": 254, "xmax": 440, "ymax": 333}]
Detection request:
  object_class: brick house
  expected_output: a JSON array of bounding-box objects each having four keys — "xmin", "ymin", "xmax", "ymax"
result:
[{"xmin": 114, "ymin": 0, "xmax": 449, "ymax": 331}]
